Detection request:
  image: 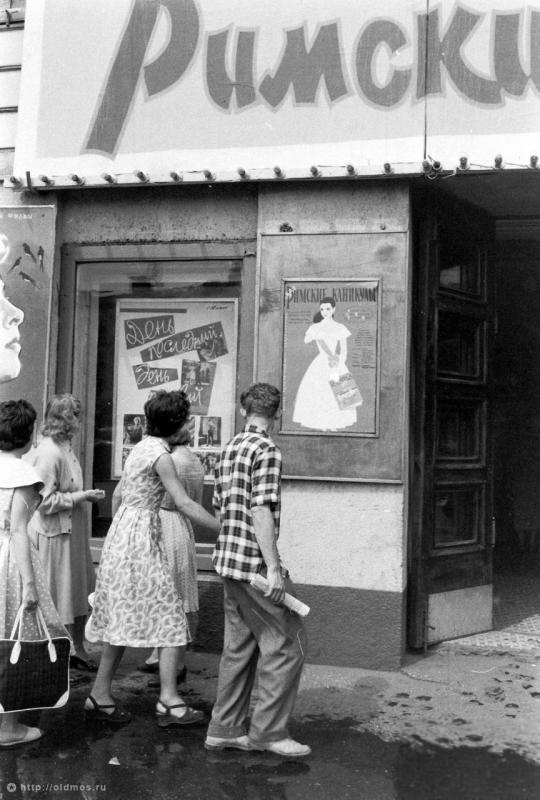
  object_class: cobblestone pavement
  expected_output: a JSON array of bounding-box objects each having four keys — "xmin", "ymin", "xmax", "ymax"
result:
[{"xmin": 434, "ymin": 557, "xmax": 540, "ymax": 658}]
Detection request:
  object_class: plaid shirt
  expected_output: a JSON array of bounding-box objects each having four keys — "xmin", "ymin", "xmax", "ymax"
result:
[{"xmin": 212, "ymin": 423, "xmax": 281, "ymax": 581}]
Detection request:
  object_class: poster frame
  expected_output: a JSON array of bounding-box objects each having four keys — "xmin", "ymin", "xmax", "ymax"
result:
[
  {"xmin": 111, "ymin": 296, "xmax": 238, "ymax": 480},
  {"xmin": 256, "ymin": 230, "xmax": 409, "ymax": 483},
  {"xmin": 280, "ymin": 277, "xmax": 381, "ymax": 438}
]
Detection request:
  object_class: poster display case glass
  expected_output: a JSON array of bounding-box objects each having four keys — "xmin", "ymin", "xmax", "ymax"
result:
[{"xmin": 73, "ymin": 259, "xmax": 241, "ymax": 543}]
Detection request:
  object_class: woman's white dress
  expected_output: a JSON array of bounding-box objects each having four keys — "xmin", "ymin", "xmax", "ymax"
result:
[
  {"xmin": 293, "ymin": 318, "xmax": 357, "ymax": 431},
  {"xmin": 0, "ymin": 453, "xmax": 68, "ymax": 644}
]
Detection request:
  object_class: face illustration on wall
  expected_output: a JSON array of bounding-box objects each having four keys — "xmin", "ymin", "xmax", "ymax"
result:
[
  {"xmin": 0, "ymin": 234, "xmax": 10, "ymax": 266},
  {"xmin": 0, "ymin": 279, "xmax": 24, "ymax": 382}
]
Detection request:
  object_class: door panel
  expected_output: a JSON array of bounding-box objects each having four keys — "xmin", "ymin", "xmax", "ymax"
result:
[{"xmin": 409, "ymin": 193, "xmax": 494, "ymax": 648}]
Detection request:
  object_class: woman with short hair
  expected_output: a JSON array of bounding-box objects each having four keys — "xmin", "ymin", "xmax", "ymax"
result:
[
  {"xmin": 28, "ymin": 393, "xmax": 103, "ymax": 671},
  {"xmin": 0, "ymin": 399, "xmax": 69, "ymax": 747},
  {"xmin": 85, "ymin": 389, "xmax": 220, "ymax": 726}
]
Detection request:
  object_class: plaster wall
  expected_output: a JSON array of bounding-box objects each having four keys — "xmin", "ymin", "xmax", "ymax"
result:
[
  {"xmin": 280, "ymin": 481, "xmax": 406, "ymax": 592},
  {"xmin": 258, "ymin": 181, "xmax": 410, "ymax": 234},
  {"xmin": 58, "ymin": 184, "xmax": 258, "ymax": 243}
]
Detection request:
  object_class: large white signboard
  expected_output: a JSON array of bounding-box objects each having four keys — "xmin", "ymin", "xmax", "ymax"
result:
[{"xmin": 14, "ymin": 1, "xmax": 540, "ymax": 180}]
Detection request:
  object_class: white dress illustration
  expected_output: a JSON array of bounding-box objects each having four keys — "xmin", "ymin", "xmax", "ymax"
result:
[{"xmin": 293, "ymin": 317, "xmax": 357, "ymax": 431}]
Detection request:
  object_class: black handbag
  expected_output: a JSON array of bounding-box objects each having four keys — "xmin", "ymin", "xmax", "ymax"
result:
[{"xmin": 0, "ymin": 605, "xmax": 70, "ymax": 713}]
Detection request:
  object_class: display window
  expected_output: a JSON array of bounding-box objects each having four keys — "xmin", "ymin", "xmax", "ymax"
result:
[{"xmin": 59, "ymin": 244, "xmax": 256, "ymax": 567}]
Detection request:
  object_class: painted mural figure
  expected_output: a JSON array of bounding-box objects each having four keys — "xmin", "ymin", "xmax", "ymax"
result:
[
  {"xmin": 292, "ymin": 297, "xmax": 358, "ymax": 431},
  {"xmin": 0, "ymin": 279, "xmax": 24, "ymax": 382}
]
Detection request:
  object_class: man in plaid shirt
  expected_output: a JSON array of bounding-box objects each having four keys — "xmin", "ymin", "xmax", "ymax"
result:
[{"xmin": 205, "ymin": 383, "xmax": 310, "ymax": 758}]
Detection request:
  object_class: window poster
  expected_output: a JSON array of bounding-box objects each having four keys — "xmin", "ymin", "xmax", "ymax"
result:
[
  {"xmin": 281, "ymin": 279, "xmax": 380, "ymax": 436},
  {"xmin": 0, "ymin": 206, "xmax": 55, "ymax": 421},
  {"xmin": 113, "ymin": 298, "xmax": 237, "ymax": 478}
]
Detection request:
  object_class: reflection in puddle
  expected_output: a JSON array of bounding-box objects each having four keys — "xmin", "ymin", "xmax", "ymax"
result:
[{"xmin": 0, "ymin": 713, "xmax": 537, "ymax": 800}]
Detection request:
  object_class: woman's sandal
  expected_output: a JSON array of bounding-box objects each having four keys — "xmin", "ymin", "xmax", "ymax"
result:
[
  {"xmin": 137, "ymin": 661, "xmax": 159, "ymax": 674},
  {"xmin": 156, "ymin": 699, "xmax": 205, "ymax": 728},
  {"xmin": 84, "ymin": 695, "xmax": 132, "ymax": 725},
  {"xmin": 70, "ymin": 654, "xmax": 98, "ymax": 673},
  {"xmin": 0, "ymin": 726, "xmax": 43, "ymax": 748}
]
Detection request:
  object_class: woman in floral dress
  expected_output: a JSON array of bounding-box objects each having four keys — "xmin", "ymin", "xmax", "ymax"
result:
[
  {"xmin": 141, "ymin": 419, "xmax": 204, "ymax": 675},
  {"xmin": 86, "ymin": 390, "xmax": 220, "ymax": 726},
  {"xmin": 0, "ymin": 399, "xmax": 69, "ymax": 748}
]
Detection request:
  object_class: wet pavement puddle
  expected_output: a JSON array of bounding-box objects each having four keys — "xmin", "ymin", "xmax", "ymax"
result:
[{"xmin": 0, "ymin": 710, "xmax": 537, "ymax": 800}]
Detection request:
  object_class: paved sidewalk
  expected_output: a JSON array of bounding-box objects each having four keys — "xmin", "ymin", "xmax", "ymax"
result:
[
  {"xmin": 435, "ymin": 623, "xmax": 540, "ymax": 657},
  {"xmin": 84, "ymin": 643, "xmax": 540, "ymax": 766},
  {"xmin": 434, "ymin": 566, "xmax": 540, "ymax": 657}
]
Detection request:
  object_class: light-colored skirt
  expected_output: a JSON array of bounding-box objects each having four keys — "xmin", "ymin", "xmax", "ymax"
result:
[
  {"xmin": 87, "ymin": 505, "xmax": 188, "ymax": 648},
  {"xmin": 29, "ymin": 507, "xmax": 95, "ymax": 626},
  {"xmin": 159, "ymin": 509, "xmax": 199, "ymax": 614},
  {"xmin": 0, "ymin": 531, "xmax": 69, "ymax": 641}
]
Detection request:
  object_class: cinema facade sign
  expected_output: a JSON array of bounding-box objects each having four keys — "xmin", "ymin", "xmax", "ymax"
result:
[{"xmin": 15, "ymin": 0, "xmax": 540, "ymax": 181}]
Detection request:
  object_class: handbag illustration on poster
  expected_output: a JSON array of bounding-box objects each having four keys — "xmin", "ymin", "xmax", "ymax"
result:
[
  {"xmin": 0, "ymin": 605, "xmax": 70, "ymax": 713},
  {"xmin": 328, "ymin": 371, "xmax": 363, "ymax": 411}
]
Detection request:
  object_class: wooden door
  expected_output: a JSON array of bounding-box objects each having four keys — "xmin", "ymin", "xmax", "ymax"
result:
[{"xmin": 409, "ymin": 193, "xmax": 495, "ymax": 648}]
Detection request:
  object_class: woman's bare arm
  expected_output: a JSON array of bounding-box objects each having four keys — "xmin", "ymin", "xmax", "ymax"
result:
[{"xmin": 11, "ymin": 485, "xmax": 39, "ymax": 610}]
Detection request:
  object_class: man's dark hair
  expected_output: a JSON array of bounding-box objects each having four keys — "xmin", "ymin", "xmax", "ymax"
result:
[
  {"xmin": 240, "ymin": 383, "xmax": 281, "ymax": 418},
  {"xmin": 0, "ymin": 399, "xmax": 36, "ymax": 451},
  {"xmin": 144, "ymin": 390, "xmax": 191, "ymax": 438}
]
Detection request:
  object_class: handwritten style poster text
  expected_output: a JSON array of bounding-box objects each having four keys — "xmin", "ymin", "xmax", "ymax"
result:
[{"xmin": 113, "ymin": 299, "xmax": 237, "ymax": 477}]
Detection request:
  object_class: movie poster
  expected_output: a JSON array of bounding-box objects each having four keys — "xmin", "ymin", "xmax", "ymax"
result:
[
  {"xmin": 0, "ymin": 206, "xmax": 55, "ymax": 420},
  {"xmin": 281, "ymin": 279, "xmax": 380, "ymax": 436},
  {"xmin": 113, "ymin": 298, "xmax": 237, "ymax": 477}
]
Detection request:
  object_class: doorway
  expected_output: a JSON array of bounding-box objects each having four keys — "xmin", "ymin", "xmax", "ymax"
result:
[
  {"xmin": 492, "ymin": 240, "xmax": 540, "ymax": 630},
  {"xmin": 410, "ymin": 185, "xmax": 540, "ymax": 651},
  {"xmin": 409, "ymin": 190, "xmax": 495, "ymax": 650}
]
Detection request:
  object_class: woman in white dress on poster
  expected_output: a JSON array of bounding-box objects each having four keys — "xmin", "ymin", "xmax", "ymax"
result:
[{"xmin": 292, "ymin": 297, "xmax": 357, "ymax": 432}]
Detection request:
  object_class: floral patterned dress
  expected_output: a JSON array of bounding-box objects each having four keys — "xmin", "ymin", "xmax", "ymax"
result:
[
  {"xmin": 0, "ymin": 453, "xmax": 68, "ymax": 642},
  {"xmin": 87, "ymin": 437, "xmax": 188, "ymax": 647}
]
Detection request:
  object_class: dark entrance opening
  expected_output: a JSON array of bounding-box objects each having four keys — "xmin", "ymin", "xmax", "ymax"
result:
[
  {"xmin": 410, "ymin": 173, "xmax": 540, "ymax": 650},
  {"xmin": 492, "ymin": 240, "xmax": 540, "ymax": 631}
]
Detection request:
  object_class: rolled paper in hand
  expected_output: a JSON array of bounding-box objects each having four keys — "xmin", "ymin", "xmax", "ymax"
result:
[{"xmin": 250, "ymin": 574, "xmax": 310, "ymax": 617}]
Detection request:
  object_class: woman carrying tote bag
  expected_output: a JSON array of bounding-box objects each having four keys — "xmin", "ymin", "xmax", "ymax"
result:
[{"xmin": 0, "ymin": 399, "xmax": 70, "ymax": 748}]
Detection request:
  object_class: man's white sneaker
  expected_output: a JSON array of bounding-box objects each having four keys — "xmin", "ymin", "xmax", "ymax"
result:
[
  {"xmin": 250, "ymin": 738, "xmax": 311, "ymax": 757},
  {"xmin": 205, "ymin": 735, "xmax": 252, "ymax": 751}
]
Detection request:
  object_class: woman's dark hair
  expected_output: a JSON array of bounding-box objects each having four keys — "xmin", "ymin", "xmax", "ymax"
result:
[
  {"xmin": 144, "ymin": 390, "xmax": 191, "ymax": 438},
  {"xmin": 168, "ymin": 424, "xmax": 192, "ymax": 447},
  {"xmin": 0, "ymin": 399, "xmax": 36, "ymax": 451},
  {"xmin": 240, "ymin": 383, "xmax": 281, "ymax": 418},
  {"xmin": 313, "ymin": 296, "xmax": 336, "ymax": 323}
]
